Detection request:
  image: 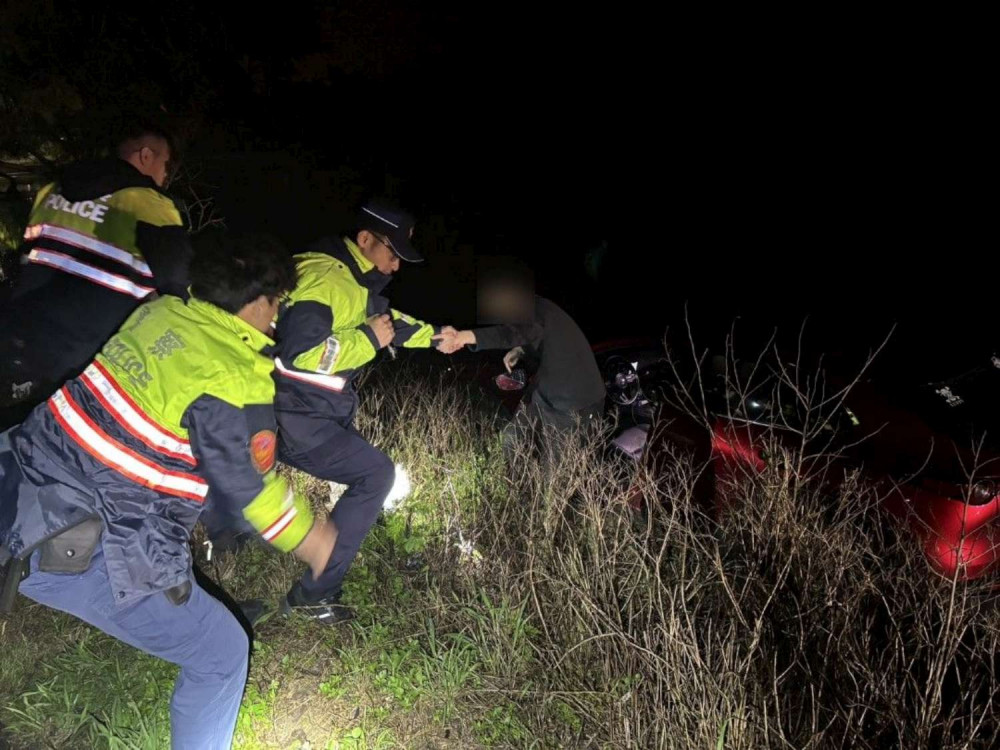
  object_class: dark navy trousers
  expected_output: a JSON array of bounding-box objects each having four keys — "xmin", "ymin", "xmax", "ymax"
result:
[
  {"xmin": 279, "ymin": 418, "xmax": 394, "ymax": 600},
  {"xmin": 19, "ymin": 549, "xmax": 249, "ymax": 750}
]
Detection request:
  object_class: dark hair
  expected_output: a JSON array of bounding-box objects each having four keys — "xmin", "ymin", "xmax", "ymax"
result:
[
  {"xmin": 189, "ymin": 232, "xmax": 297, "ymax": 313},
  {"xmin": 114, "ymin": 120, "xmax": 177, "ymax": 160}
]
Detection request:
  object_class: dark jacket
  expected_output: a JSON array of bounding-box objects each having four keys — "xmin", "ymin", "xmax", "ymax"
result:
[
  {"xmin": 0, "ymin": 159, "xmax": 192, "ymax": 410},
  {"xmin": 273, "ymin": 237, "xmax": 437, "ymax": 453},
  {"xmin": 0, "ymin": 296, "xmax": 313, "ymax": 603},
  {"xmin": 472, "ymin": 296, "xmax": 606, "ymax": 414}
]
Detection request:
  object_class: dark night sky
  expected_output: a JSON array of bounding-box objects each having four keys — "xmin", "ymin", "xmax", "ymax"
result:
[
  {"xmin": 4, "ymin": 3, "xmax": 991, "ymax": 380},
  {"xmin": 246, "ymin": 8, "xmax": 987, "ymax": 356}
]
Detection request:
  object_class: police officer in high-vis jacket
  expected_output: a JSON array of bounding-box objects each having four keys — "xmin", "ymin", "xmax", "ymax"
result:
[
  {"xmin": 0, "ymin": 123, "xmax": 192, "ymax": 429},
  {"xmin": 271, "ymin": 200, "xmax": 449, "ymax": 623},
  {"xmin": 0, "ymin": 234, "xmax": 337, "ymax": 750}
]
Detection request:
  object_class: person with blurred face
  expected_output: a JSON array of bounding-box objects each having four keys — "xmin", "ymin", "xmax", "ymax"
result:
[
  {"xmin": 435, "ymin": 260, "xmax": 606, "ymax": 461},
  {"xmin": 0, "ymin": 122, "xmax": 193, "ymax": 430}
]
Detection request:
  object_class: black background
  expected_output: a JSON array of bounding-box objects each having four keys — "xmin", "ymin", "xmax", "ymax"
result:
[{"xmin": 1, "ymin": 3, "xmax": 991, "ymax": 381}]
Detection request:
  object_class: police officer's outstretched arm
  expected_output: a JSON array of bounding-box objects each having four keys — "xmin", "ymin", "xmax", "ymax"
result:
[
  {"xmin": 184, "ymin": 396, "xmax": 336, "ymax": 576},
  {"xmin": 388, "ymin": 308, "xmax": 441, "ymax": 349}
]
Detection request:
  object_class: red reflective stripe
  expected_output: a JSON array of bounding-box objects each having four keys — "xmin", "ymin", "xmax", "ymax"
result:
[
  {"xmin": 262, "ymin": 505, "xmax": 298, "ymax": 541},
  {"xmin": 47, "ymin": 397, "xmax": 172, "ymax": 497},
  {"xmin": 81, "ymin": 366, "xmax": 196, "ymax": 466},
  {"xmin": 90, "ymin": 359, "xmax": 198, "ymax": 466},
  {"xmin": 92, "ymin": 361, "xmax": 188, "ymax": 445},
  {"xmin": 278, "ymin": 368, "xmax": 344, "ymax": 391},
  {"xmin": 49, "ymin": 388, "xmax": 207, "ymax": 503},
  {"xmin": 59, "ymin": 387, "xmax": 206, "ymax": 499}
]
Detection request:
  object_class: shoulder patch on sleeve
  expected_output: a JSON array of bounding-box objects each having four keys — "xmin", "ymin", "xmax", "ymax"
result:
[
  {"xmin": 250, "ymin": 430, "xmax": 277, "ymax": 474},
  {"xmin": 318, "ymin": 336, "xmax": 340, "ymax": 373}
]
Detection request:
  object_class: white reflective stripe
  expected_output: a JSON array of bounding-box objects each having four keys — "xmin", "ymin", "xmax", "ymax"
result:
[
  {"xmin": 38, "ymin": 224, "xmax": 152, "ymax": 277},
  {"xmin": 361, "ymin": 206, "xmax": 399, "ymax": 228},
  {"xmin": 274, "ymin": 357, "xmax": 347, "ymax": 392},
  {"xmin": 50, "ymin": 389, "xmax": 208, "ymax": 500},
  {"xmin": 28, "ymin": 249, "xmax": 154, "ymax": 299},
  {"xmin": 82, "ymin": 363, "xmax": 195, "ymax": 463},
  {"xmin": 262, "ymin": 499, "xmax": 298, "ymax": 541}
]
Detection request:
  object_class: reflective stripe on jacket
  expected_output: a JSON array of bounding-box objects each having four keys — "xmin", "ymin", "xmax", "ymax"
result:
[
  {"xmin": 0, "ymin": 296, "xmax": 313, "ymax": 603},
  {"xmin": 24, "ymin": 175, "xmax": 183, "ymax": 300},
  {"xmin": 272, "ymin": 236, "xmax": 438, "ymax": 442}
]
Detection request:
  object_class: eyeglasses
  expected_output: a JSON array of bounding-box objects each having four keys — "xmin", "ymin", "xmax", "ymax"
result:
[{"xmin": 372, "ymin": 233, "xmax": 400, "ymax": 259}]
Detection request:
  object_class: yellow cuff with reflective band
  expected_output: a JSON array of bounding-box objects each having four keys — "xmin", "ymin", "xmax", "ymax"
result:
[
  {"xmin": 242, "ymin": 474, "xmax": 314, "ymax": 552},
  {"xmin": 390, "ymin": 309, "xmax": 435, "ymax": 348},
  {"xmin": 402, "ymin": 321, "xmax": 435, "ymax": 348}
]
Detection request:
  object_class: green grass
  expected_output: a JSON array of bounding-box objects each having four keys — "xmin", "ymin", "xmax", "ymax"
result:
[
  {"xmin": 3, "ymin": 361, "xmax": 1000, "ymax": 748},
  {"xmin": 0, "ymin": 383, "xmax": 516, "ymax": 748},
  {"xmin": 3, "ymin": 624, "xmax": 174, "ymax": 747}
]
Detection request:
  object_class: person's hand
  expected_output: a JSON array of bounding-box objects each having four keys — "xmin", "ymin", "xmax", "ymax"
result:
[
  {"xmin": 432, "ymin": 328, "xmax": 462, "ymax": 354},
  {"xmin": 503, "ymin": 346, "xmax": 524, "ymax": 372},
  {"xmin": 366, "ymin": 313, "xmax": 394, "ymax": 348},
  {"xmin": 293, "ymin": 517, "xmax": 338, "ymax": 580},
  {"xmin": 433, "ymin": 328, "xmax": 475, "ymax": 354}
]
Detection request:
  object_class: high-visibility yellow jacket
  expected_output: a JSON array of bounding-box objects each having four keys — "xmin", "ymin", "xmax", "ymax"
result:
[
  {"xmin": 1, "ymin": 158, "xmax": 193, "ymax": 409},
  {"xmin": 273, "ymin": 236, "xmax": 438, "ymax": 440},
  {"xmin": 0, "ymin": 295, "xmax": 313, "ymax": 603}
]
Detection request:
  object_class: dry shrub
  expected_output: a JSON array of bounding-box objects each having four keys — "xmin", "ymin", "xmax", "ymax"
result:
[{"xmin": 337, "ymin": 355, "xmax": 1000, "ymax": 748}]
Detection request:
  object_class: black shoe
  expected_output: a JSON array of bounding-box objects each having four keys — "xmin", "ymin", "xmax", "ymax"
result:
[
  {"xmin": 236, "ymin": 598, "xmax": 274, "ymax": 627},
  {"xmin": 282, "ymin": 581, "xmax": 355, "ymax": 625}
]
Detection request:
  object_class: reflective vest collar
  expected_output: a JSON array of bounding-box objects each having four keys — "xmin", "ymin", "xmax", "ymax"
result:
[
  {"xmin": 341, "ymin": 236, "xmax": 393, "ymax": 296},
  {"xmin": 185, "ymin": 297, "xmax": 275, "ymax": 353},
  {"xmin": 343, "ymin": 236, "xmax": 375, "ymax": 273}
]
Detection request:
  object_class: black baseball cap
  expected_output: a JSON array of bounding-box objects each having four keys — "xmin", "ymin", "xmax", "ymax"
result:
[{"xmin": 357, "ymin": 200, "xmax": 423, "ymax": 263}]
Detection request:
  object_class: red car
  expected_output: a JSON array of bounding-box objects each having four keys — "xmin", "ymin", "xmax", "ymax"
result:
[
  {"xmin": 852, "ymin": 362, "xmax": 1000, "ymax": 580},
  {"xmin": 591, "ymin": 342, "xmax": 1000, "ymax": 581}
]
